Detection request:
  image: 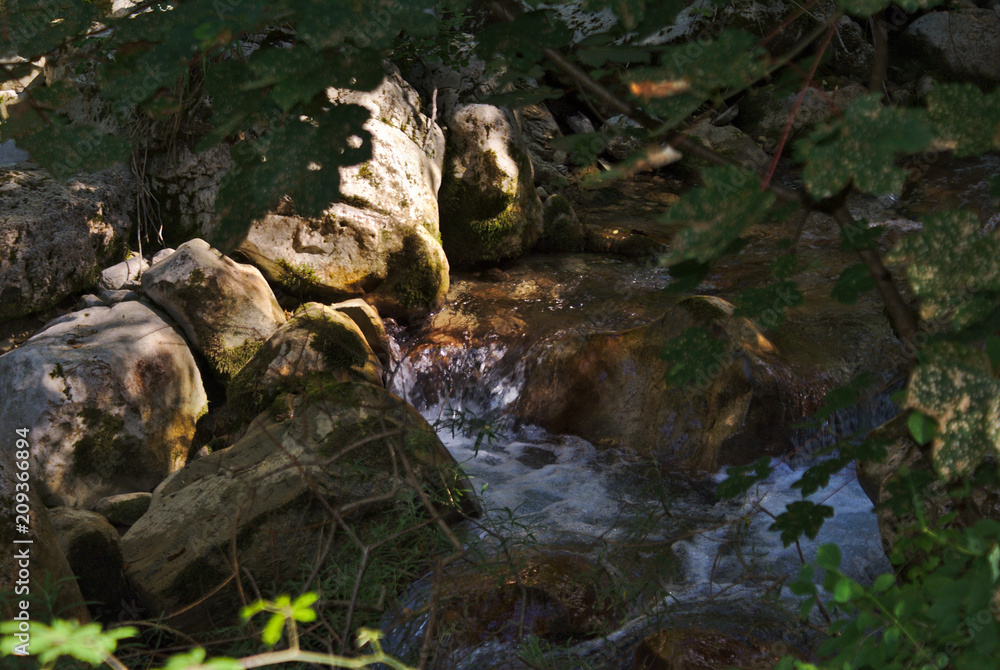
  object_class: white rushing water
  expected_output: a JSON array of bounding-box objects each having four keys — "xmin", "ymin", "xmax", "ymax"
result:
[{"xmin": 386, "ymin": 355, "xmax": 892, "ymax": 668}]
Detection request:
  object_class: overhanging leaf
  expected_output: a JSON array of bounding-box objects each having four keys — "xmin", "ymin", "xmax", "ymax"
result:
[
  {"xmin": 660, "ymin": 326, "xmax": 730, "ymax": 388},
  {"xmin": 927, "ymin": 83, "xmax": 1000, "ymax": 157},
  {"xmin": 886, "ymin": 209, "xmax": 1000, "ymax": 325},
  {"xmin": 797, "ymin": 94, "xmax": 932, "ymax": 199},
  {"xmin": 770, "ymin": 501, "xmax": 835, "ymax": 546},
  {"xmin": 733, "ymin": 281, "xmax": 803, "ymax": 328},
  {"xmin": 906, "ymin": 346, "xmax": 1000, "ymax": 478},
  {"xmin": 661, "ymin": 165, "xmax": 776, "ymax": 265},
  {"xmin": 832, "ymin": 263, "xmax": 877, "ymax": 304}
]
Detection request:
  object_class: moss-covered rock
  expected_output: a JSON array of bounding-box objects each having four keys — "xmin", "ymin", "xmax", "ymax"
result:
[
  {"xmin": 121, "ymin": 383, "xmax": 479, "ymax": 635},
  {"xmin": 227, "ymin": 303, "xmax": 383, "ymax": 424},
  {"xmin": 439, "ymin": 104, "xmax": 544, "ymax": 267},
  {"xmin": 141, "ymin": 238, "xmax": 286, "ymax": 382}
]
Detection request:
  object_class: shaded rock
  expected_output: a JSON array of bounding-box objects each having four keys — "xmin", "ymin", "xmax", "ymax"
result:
[
  {"xmin": 227, "ymin": 302, "xmax": 384, "ymax": 421},
  {"xmin": 98, "ymin": 289, "xmax": 139, "ymax": 305},
  {"xmin": 91, "ymin": 492, "xmax": 152, "ymax": 528},
  {"xmin": 0, "ymin": 164, "xmax": 133, "ymax": 320},
  {"xmin": 0, "ymin": 448, "xmax": 90, "ymax": 623},
  {"xmin": 687, "ymin": 122, "xmax": 769, "ymax": 172},
  {"xmin": 632, "ymin": 627, "xmax": 779, "ymax": 669},
  {"xmin": 0, "ymin": 301, "xmax": 208, "ymax": 507},
  {"xmin": 439, "ymin": 103, "xmax": 544, "ymax": 267},
  {"xmin": 514, "ymin": 103, "xmax": 571, "ymax": 185},
  {"xmin": 48, "ymin": 507, "xmax": 129, "ymax": 621},
  {"xmin": 826, "ymin": 16, "xmax": 875, "ymax": 80},
  {"xmin": 121, "ymin": 383, "xmax": 478, "ymax": 633},
  {"xmin": 147, "ymin": 143, "xmax": 232, "ymax": 243},
  {"xmin": 898, "ymin": 10, "xmax": 1000, "ymax": 86},
  {"xmin": 141, "ymin": 238, "xmax": 286, "ymax": 381},
  {"xmin": 538, "ymin": 194, "xmax": 586, "ymax": 252},
  {"xmin": 738, "ymin": 83, "xmax": 867, "ymax": 152},
  {"xmin": 96, "ymin": 255, "xmax": 148, "ymax": 291},
  {"xmin": 435, "ymin": 551, "xmax": 620, "ymax": 646},
  {"xmin": 330, "ymin": 298, "xmax": 391, "ymax": 367}
]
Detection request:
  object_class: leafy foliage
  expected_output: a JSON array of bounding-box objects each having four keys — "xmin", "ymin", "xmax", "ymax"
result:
[
  {"xmin": 797, "ymin": 94, "xmax": 932, "ymax": 199},
  {"xmin": 660, "ymin": 165, "xmax": 776, "ymax": 264},
  {"xmin": 886, "ymin": 209, "xmax": 1000, "ymax": 326}
]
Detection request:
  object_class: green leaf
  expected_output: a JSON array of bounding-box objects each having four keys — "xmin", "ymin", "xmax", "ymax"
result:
[
  {"xmin": 624, "ymin": 30, "xmax": 767, "ymax": 127},
  {"xmin": 927, "ymin": 83, "xmax": 1000, "ymax": 157},
  {"xmin": 840, "ymin": 219, "xmax": 883, "ymax": 251},
  {"xmin": 873, "ymin": 573, "xmax": 896, "ymax": 593},
  {"xmin": 661, "ymin": 165, "xmax": 776, "ymax": 265},
  {"xmin": 907, "ymin": 411, "xmax": 937, "ymax": 446},
  {"xmin": 163, "ymin": 648, "xmax": 243, "ymax": 670},
  {"xmin": 886, "ymin": 209, "xmax": 1000, "ymax": 326},
  {"xmin": 906, "ymin": 353, "xmax": 1000, "ymax": 478},
  {"xmin": 797, "ymin": 94, "xmax": 932, "ymax": 199},
  {"xmin": 816, "ymin": 543, "xmax": 843, "ymax": 570},
  {"xmin": 986, "ymin": 336, "xmax": 1000, "ymax": 371},
  {"xmin": 833, "ymin": 576, "xmax": 854, "ymax": 603},
  {"xmin": 717, "ymin": 456, "xmax": 774, "ymax": 498},
  {"xmin": 0, "ymin": 620, "xmax": 135, "ymax": 665},
  {"xmin": 1, "ymin": 113, "xmax": 130, "ymax": 180},
  {"xmin": 832, "ymin": 263, "xmax": 877, "ymax": 304},
  {"xmin": 771, "ymin": 502, "xmax": 835, "ymax": 546},
  {"xmin": 733, "ymin": 281, "xmax": 803, "ymax": 328},
  {"xmin": 660, "ymin": 326, "xmax": 730, "ymax": 388}
]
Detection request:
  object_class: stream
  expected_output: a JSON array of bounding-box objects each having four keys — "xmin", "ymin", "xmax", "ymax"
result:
[{"xmin": 372, "ymin": 154, "xmax": 1000, "ymax": 669}]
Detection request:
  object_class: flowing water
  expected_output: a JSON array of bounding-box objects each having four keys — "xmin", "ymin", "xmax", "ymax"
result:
[{"xmin": 379, "ymin": 158, "xmax": 998, "ymax": 668}]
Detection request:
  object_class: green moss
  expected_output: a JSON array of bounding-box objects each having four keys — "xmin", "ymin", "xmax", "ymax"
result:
[
  {"xmin": 357, "ymin": 163, "xmax": 380, "ymax": 186},
  {"xmin": 304, "ymin": 314, "xmax": 368, "ymax": 371},
  {"xmin": 339, "ymin": 193, "xmax": 374, "ymax": 210},
  {"xmin": 438, "ymin": 145, "xmax": 528, "ymax": 267},
  {"xmin": 205, "ymin": 338, "xmax": 262, "ymax": 381},
  {"xmin": 72, "ymin": 407, "xmax": 142, "ymax": 477},
  {"xmin": 385, "ymin": 234, "xmax": 445, "ymax": 309}
]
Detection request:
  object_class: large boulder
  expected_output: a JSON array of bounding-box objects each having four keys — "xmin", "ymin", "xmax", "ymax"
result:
[
  {"xmin": 898, "ymin": 10, "xmax": 1000, "ymax": 86},
  {"xmin": 0, "ymin": 448, "xmax": 90, "ymax": 624},
  {"xmin": 146, "ymin": 64, "xmax": 449, "ymax": 319},
  {"xmin": 227, "ymin": 302, "xmax": 385, "ymax": 422},
  {"xmin": 0, "ymin": 301, "xmax": 208, "ymax": 507},
  {"xmin": 225, "ymin": 67, "xmax": 450, "ymax": 319},
  {"xmin": 0, "ymin": 164, "xmax": 133, "ymax": 320},
  {"xmin": 141, "ymin": 238, "xmax": 286, "ymax": 381},
  {"xmin": 121, "ymin": 383, "xmax": 478, "ymax": 633},
  {"xmin": 438, "ymin": 104, "xmax": 544, "ymax": 267}
]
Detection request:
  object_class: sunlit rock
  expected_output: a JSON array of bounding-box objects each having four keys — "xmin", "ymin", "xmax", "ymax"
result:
[
  {"xmin": 0, "ymin": 301, "xmax": 207, "ymax": 507},
  {"xmin": 141, "ymin": 238, "xmax": 286, "ymax": 382}
]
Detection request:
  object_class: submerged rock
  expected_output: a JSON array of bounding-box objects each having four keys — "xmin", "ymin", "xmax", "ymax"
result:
[
  {"xmin": 141, "ymin": 238, "xmax": 286, "ymax": 382},
  {"xmin": 0, "ymin": 301, "xmax": 208, "ymax": 507}
]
